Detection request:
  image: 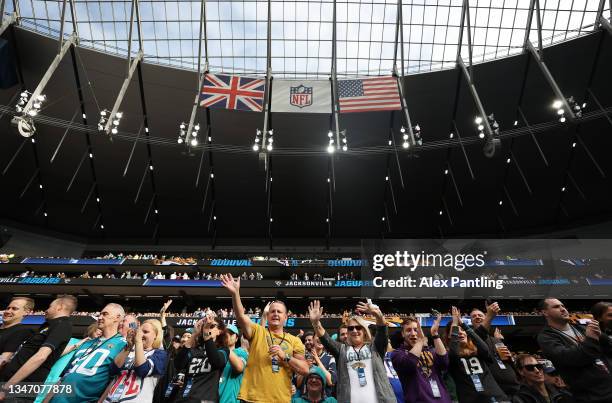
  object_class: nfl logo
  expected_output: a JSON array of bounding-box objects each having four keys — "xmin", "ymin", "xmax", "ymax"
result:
[{"xmin": 290, "ymin": 85, "xmax": 313, "ymax": 108}]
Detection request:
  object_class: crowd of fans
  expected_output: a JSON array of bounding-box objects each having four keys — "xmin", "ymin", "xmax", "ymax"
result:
[{"xmin": 0, "ymin": 275, "xmax": 609, "ymax": 402}]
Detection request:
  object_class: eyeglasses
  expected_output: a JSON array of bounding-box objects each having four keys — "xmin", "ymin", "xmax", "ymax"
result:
[
  {"xmin": 347, "ymin": 325, "xmax": 363, "ymax": 332},
  {"xmin": 522, "ymin": 364, "xmax": 544, "ymax": 372}
]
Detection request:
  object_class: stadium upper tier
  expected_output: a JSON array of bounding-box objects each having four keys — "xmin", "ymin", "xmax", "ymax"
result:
[{"xmin": 3, "ymin": 0, "xmax": 610, "ymax": 77}]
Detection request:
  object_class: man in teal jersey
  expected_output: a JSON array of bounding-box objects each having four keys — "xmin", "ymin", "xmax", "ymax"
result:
[
  {"xmin": 219, "ymin": 324, "xmax": 249, "ymax": 403},
  {"xmin": 47, "ymin": 303, "xmax": 127, "ymax": 403}
]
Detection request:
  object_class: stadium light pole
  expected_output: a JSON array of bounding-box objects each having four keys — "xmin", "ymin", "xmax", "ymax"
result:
[
  {"xmin": 11, "ymin": 0, "xmax": 76, "ymax": 138},
  {"xmin": 102, "ymin": 0, "xmax": 144, "ymax": 136},
  {"xmin": 455, "ymin": 0, "xmax": 499, "ymax": 158},
  {"xmin": 184, "ymin": 0, "xmax": 209, "ymax": 149},
  {"xmin": 523, "ymin": 0, "xmax": 576, "ymax": 121},
  {"xmin": 392, "ymin": 0, "xmax": 416, "ymax": 149}
]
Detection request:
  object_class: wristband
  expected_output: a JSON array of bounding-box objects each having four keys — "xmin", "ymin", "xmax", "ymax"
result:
[
  {"xmin": 432, "ymin": 335, "xmax": 440, "ymax": 339},
  {"xmin": 284, "ymin": 355, "xmax": 292, "ymax": 364}
]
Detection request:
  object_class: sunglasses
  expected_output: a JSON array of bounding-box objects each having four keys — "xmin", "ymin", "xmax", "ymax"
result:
[
  {"xmin": 522, "ymin": 364, "xmax": 544, "ymax": 372},
  {"xmin": 347, "ymin": 325, "xmax": 363, "ymax": 332}
]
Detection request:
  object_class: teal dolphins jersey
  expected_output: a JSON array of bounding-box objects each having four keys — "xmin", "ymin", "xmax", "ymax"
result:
[{"xmin": 51, "ymin": 334, "xmax": 127, "ymax": 403}]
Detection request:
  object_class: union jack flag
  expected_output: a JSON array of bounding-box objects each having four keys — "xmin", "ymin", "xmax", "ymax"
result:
[{"xmin": 200, "ymin": 73, "xmax": 265, "ymax": 112}]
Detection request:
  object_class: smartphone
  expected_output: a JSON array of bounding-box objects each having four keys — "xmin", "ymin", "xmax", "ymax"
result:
[{"xmin": 129, "ymin": 322, "xmax": 138, "ymax": 330}]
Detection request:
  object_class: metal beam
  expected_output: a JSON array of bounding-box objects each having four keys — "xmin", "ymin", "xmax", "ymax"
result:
[
  {"xmin": 0, "ymin": 12, "xmax": 16, "ymax": 36},
  {"xmin": 17, "ymin": 33, "xmax": 76, "ymax": 118},
  {"xmin": 524, "ymin": 41, "xmax": 576, "ymax": 121},
  {"xmin": 600, "ymin": 15, "xmax": 612, "ymax": 36},
  {"xmin": 103, "ymin": 50, "xmax": 143, "ymax": 134},
  {"xmin": 185, "ymin": 0, "xmax": 208, "ymax": 147},
  {"xmin": 260, "ymin": 0, "xmax": 273, "ymax": 161},
  {"xmin": 457, "ymin": 56, "xmax": 494, "ymax": 140},
  {"xmin": 595, "ymin": 0, "xmax": 612, "ymax": 35}
]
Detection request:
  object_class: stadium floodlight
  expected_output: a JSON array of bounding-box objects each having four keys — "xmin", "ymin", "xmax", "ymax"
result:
[
  {"xmin": 553, "ymin": 97, "xmax": 582, "ymax": 123},
  {"xmin": 191, "ymin": 138, "xmax": 198, "ymax": 146},
  {"xmin": 178, "ymin": 122, "xmax": 187, "ymax": 144},
  {"xmin": 327, "ymin": 144, "xmax": 335, "ymax": 154},
  {"xmin": 475, "ymin": 116, "xmax": 483, "ymax": 125},
  {"xmin": 99, "ymin": 109, "xmax": 111, "ymax": 133}
]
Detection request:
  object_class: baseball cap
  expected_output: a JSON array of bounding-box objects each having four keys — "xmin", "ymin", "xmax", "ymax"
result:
[
  {"xmin": 306, "ymin": 366, "xmax": 327, "ymax": 388},
  {"xmin": 173, "ymin": 335, "xmax": 181, "ymax": 341},
  {"xmin": 185, "ymin": 328, "xmax": 194, "ymax": 334},
  {"xmin": 226, "ymin": 324, "xmax": 240, "ymax": 335}
]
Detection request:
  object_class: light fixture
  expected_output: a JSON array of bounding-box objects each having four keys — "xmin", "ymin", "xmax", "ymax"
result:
[
  {"xmin": 213, "ymin": 215, "xmax": 217, "ymax": 220},
  {"xmin": 561, "ymin": 186, "xmax": 566, "ymax": 192},
  {"xmin": 178, "ymin": 138, "xmax": 184, "ymax": 144},
  {"xmin": 449, "ymin": 132, "xmax": 454, "ymax": 139},
  {"xmin": 155, "ymin": 209, "xmax": 159, "ymax": 214},
  {"xmin": 506, "ymin": 158, "xmax": 511, "ymax": 164},
  {"xmin": 252, "ymin": 144, "xmax": 259, "ymax": 151},
  {"xmin": 101, "ymin": 224, "xmax": 105, "ymax": 229},
  {"xmin": 327, "ymin": 144, "xmax": 335, "ymax": 153},
  {"xmin": 385, "ymin": 176, "xmax": 389, "ymax": 181},
  {"xmin": 210, "ymin": 173, "xmax": 214, "ymax": 178},
  {"xmin": 571, "ymin": 142, "xmax": 576, "ymax": 148},
  {"xmin": 43, "ymin": 212, "xmax": 48, "ymax": 217},
  {"xmin": 96, "ymin": 197, "xmax": 100, "ymax": 203},
  {"xmin": 478, "ymin": 132, "xmax": 485, "ymax": 139},
  {"xmin": 111, "ymin": 128, "xmax": 118, "ymax": 134},
  {"xmin": 39, "ymin": 184, "xmax": 43, "ymax": 189},
  {"xmin": 115, "ymin": 112, "xmax": 123, "ymax": 119},
  {"xmin": 513, "ymin": 120, "xmax": 518, "ymax": 126},
  {"xmin": 149, "ymin": 165, "xmax": 154, "ymax": 171},
  {"xmin": 498, "ymin": 200, "xmax": 503, "ymax": 206},
  {"xmin": 381, "ymin": 217, "xmax": 385, "ymax": 221},
  {"xmin": 439, "ymin": 210, "xmax": 443, "ymax": 215},
  {"xmin": 552, "ymin": 100, "xmax": 563, "ymax": 109},
  {"xmin": 402, "ymin": 141, "xmax": 409, "ymax": 149},
  {"xmin": 474, "ymin": 117, "xmax": 483, "ymax": 125},
  {"xmin": 266, "ymin": 143, "xmax": 273, "ymax": 151},
  {"xmin": 191, "ymin": 138, "xmax": 198, "ymax": 146},
  {"xmin": 89, "ymin": 153, "xmax": 93, "ymax": 159},
  {"xmin": 444, "ymin": 169, "xmax": 448, "ymax": 175}
]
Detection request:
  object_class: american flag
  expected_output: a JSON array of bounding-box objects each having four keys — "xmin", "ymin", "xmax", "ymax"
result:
[
  {"xmin": 200, "ymin": 73, "xmax": 265, "ymax": 112},
  {"xmin": 337, "ymin": 77, "xmax": 402, "ymax": 113}
]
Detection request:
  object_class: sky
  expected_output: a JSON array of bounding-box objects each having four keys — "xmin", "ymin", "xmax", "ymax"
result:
[{"xmin": 4, "ymin": 0, "xmax": 609, "ymax": 78}]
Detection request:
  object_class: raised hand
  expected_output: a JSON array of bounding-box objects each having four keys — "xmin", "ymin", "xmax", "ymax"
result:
[
  {"xmin": 417, "ymin": 321, "xmax": 428, "ymax": 346},
  {"xmin": 309, "ymin": 300, "xmax": 324, "ymax": 323},
  {"xmin": 160, "ymin": 299, "xmax": 173, "ymax": 314},
  {"xmin": 585, "ymin": 320, "xmax": 602, "ymax": 340},
  {"xmin": 494, "ymin": 327, "xmax": 504, "ymax": 340},
  {"xmin": 220, "ymin": 274, "xmax": 240, "ymax": 295},
  {"xmin": 356, "ymin": 300, "xmax": 383, "ymax": 318},
  {"xmin": 451, "ymin": 306, "xmax": 461, "ymax": 325},
  {"xmin": 486, "ymin": 301, "xmax": 500, "ymax": 315},
  {"xmin": 430, "ymin": 312, "xmax": 442, "ymax": 336}
]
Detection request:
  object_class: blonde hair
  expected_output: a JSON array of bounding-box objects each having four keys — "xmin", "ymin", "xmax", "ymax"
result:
[
  {"xmin": 143, "ymin": 319, "xmax": 163, "ymax": 349},
  {"xmin": 346, "ymin": 316, "xmax": 372, "ymax": 346}
]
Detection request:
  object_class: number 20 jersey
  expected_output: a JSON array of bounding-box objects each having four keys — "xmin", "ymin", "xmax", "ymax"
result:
[
  {"xmin": 52, "ymin": 335, "xmax": 127, "ymax": 403},
  {"xmin": 174, "ymin": 345, "xmax": 228, "ymax": 403}
]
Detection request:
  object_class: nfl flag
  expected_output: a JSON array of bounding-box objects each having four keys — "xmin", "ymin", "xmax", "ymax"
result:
[
  {"xmin": 337, "ymin": 77, "xmax": 402, "ymax": 113},
  {"xmin": 271, "ymin": 80, "xmax": 332, "ymax": 113},
  {"xmin": 200, "ymin": 73, "xmax": 265, "ymax": 112}
]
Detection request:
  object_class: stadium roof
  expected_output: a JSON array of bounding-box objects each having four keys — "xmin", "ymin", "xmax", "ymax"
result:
[
  {"xmin": 4, "ymin": 0, "xmax": 611, "ymax": 77},
  {"xmin": 0, "ymin": 0, "xmax": 612, "ymax": 247}
]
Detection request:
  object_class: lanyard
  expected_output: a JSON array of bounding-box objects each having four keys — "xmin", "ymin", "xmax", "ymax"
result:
[
  {"xmin": 267, "ymin": 329, "xmax": 286, "ymax": 348},
  {"xmin": 78, "ymin": 333, "xmax": 121, "ymax": 360},
  {"xmin": 352, "ymin": 345, "xmax": 365, "ymax": 361}
]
